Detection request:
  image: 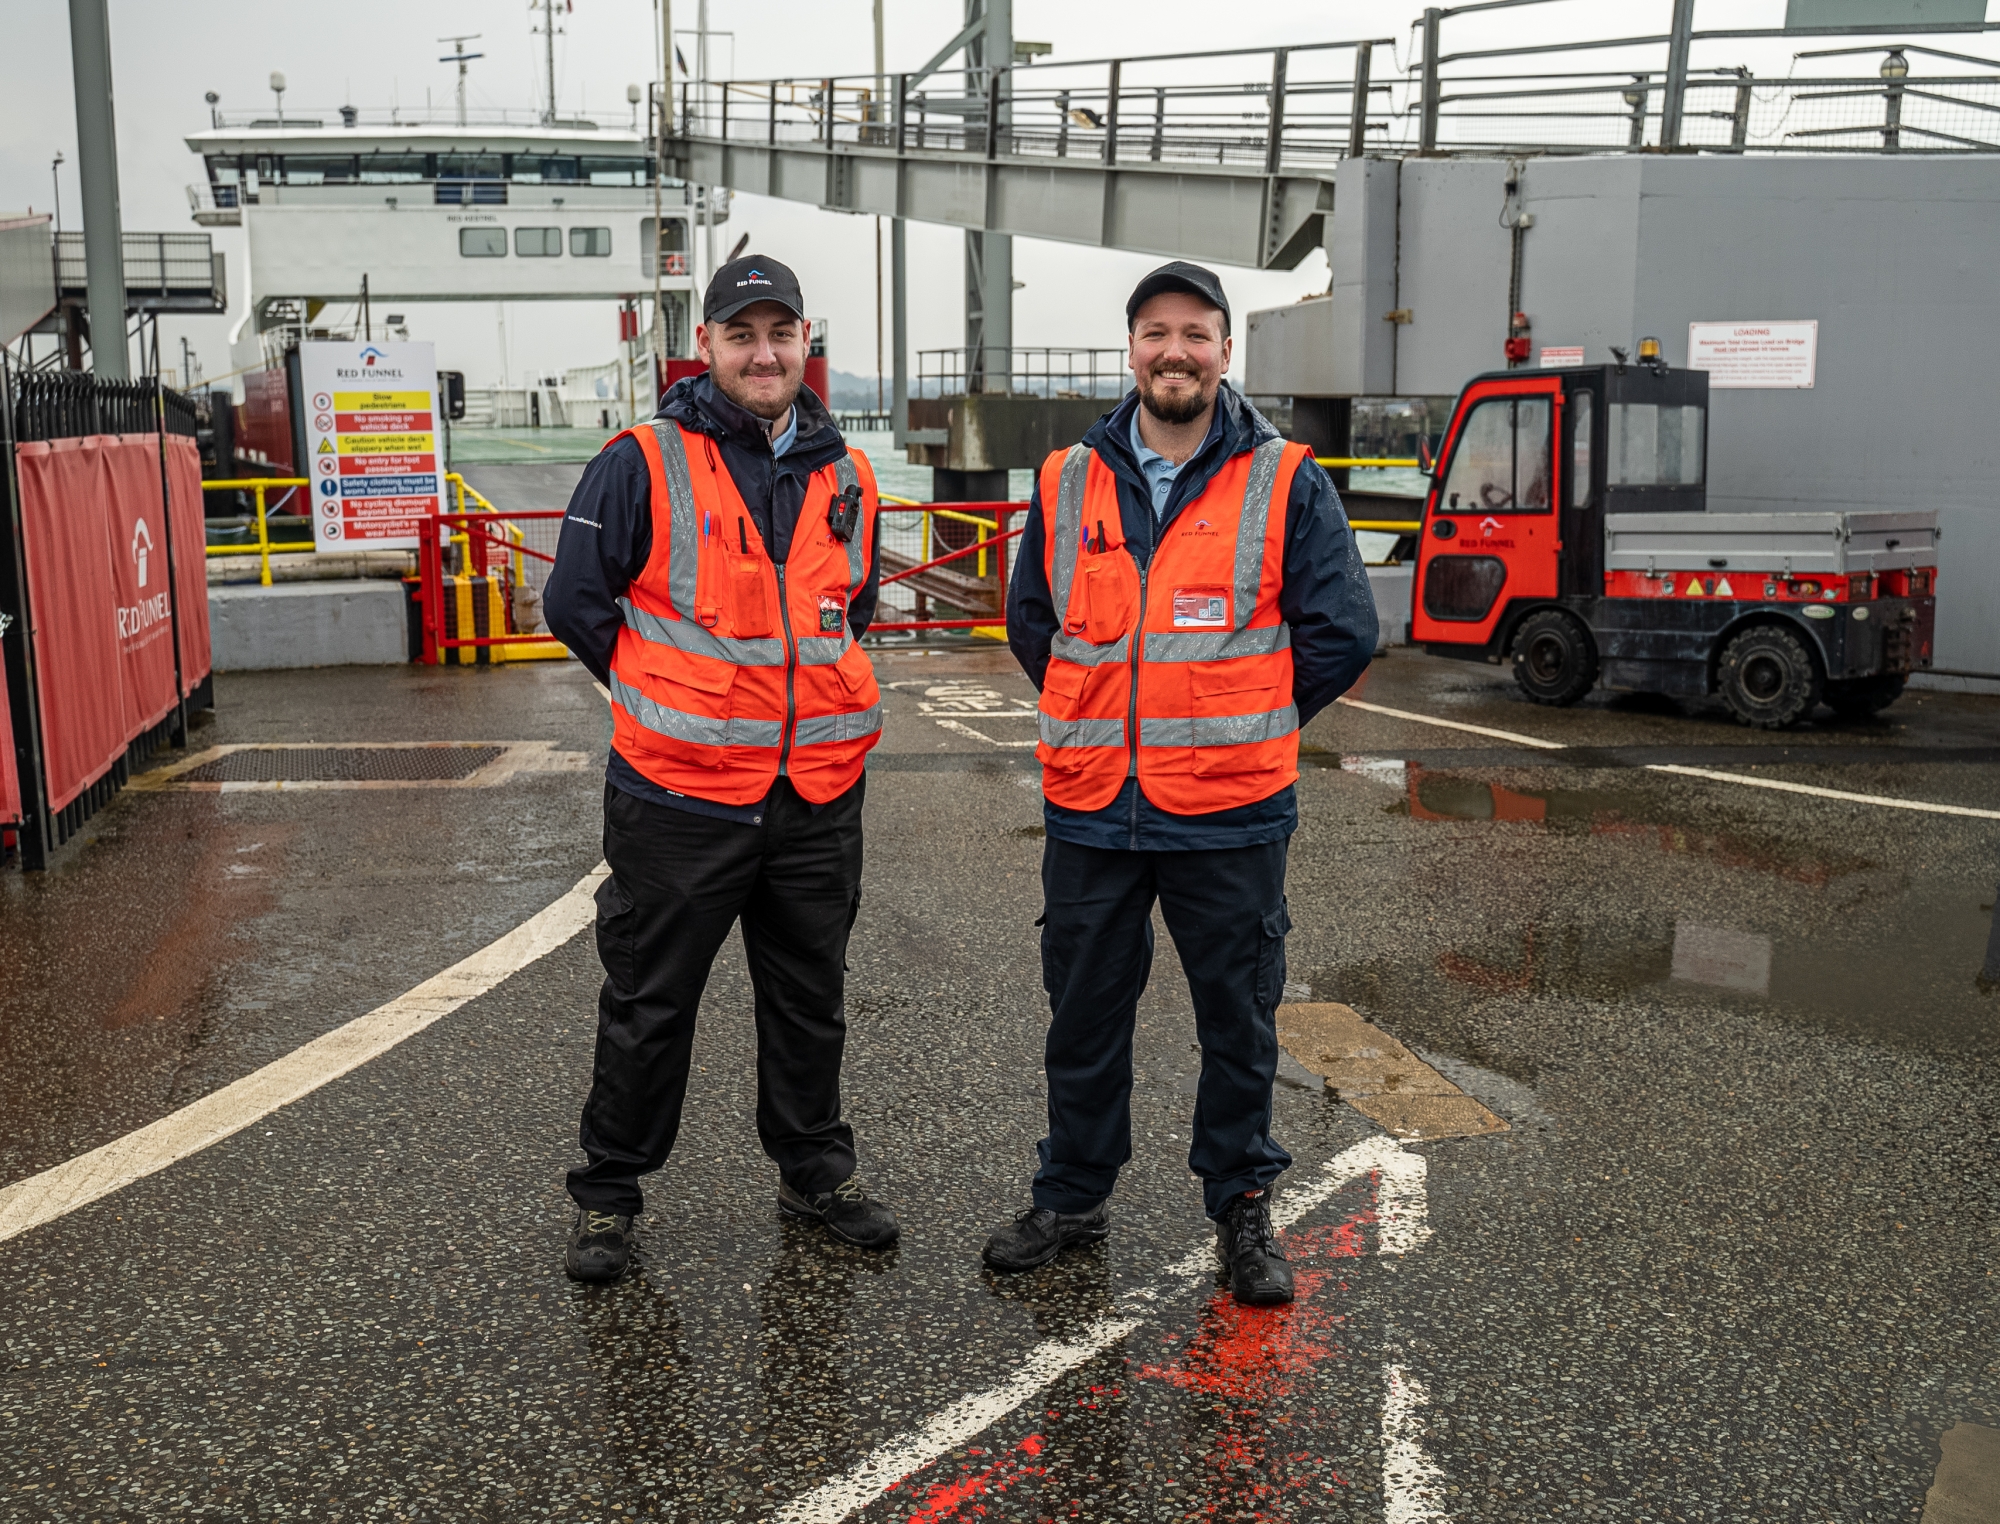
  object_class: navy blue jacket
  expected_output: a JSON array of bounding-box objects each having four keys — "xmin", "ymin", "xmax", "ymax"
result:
[
  {"xmin": 1006, "ymin": 384, "xmax": 1377, "ymax": 851},
  {"xmin": 545, "ymin": 373, "xmax": 881, "ymax": 822}
]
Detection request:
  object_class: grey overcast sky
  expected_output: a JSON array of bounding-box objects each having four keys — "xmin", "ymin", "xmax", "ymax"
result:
[{"xmin": 4, "ymin": 0, "xmax": 1925, "ymax": 391}]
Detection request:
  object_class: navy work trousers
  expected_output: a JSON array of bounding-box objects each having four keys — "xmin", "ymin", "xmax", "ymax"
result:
[
  {"xmin": 567, "ymin": 777, "xmax": 863, "ymax": 1216},
  {"xmin": 1032, "ymin": 833, "xmax": 1294, "ymax": 1221}
]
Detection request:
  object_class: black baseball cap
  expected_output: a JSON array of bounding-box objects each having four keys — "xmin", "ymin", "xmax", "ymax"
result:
[
  {"xmin": 1126, "ymin": 261, "xmax": 1231, "ymax": 336},
  {"xmin": 703, "ymin": 255, "xmax": 806, "ymax": 325}
]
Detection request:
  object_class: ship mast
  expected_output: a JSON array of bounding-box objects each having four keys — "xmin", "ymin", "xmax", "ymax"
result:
[
  {"xmin": 437, "ymin": 35, "xmax": 483, "ymax": 128},
  {"xmin": 534, "ymin": 0, "xmax": 565, "ymax": 125}
]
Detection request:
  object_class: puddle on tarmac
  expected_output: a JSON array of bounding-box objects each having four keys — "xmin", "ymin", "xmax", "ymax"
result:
[
  {"xmin": 1346, "ymin": 757, "xmax": 1870, "ymax": 887},
  {"xmin": 1310, "ymin": 760, "xmax": 2000, "ymax": 1055}
]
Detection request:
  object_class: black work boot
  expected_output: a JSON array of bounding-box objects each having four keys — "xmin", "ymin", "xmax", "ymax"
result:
[
  {"xmin": 982, "ymin": 1202, "xmax": 1111, "ymax": 1272},
  {"xmin": 777, "ymin": 1176, "xmax": 901, "ymax": 1250},
  {"xmin": 565, "ymin": 1206, "xmax": 634, "ymax": 1283},
  {"xmin": 1216, "ymin": 1189, "xmax": 1294, "ymax": 1306}
]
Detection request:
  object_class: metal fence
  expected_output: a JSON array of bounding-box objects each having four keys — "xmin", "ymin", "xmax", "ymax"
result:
[
  {"xmin": 917, "ymin": 348, "xmax": 1131, "ymax": 400},
  {"xmin": 54, "ymin": 232, "xmax": 223, "ymax": 307},
  {"xmin": 674, "ymin": 2, "xmax": 2000, "ymax": 165},
  {"xmin": 1, "ymin": 365, "xmax": 207, "ymax": 868}
]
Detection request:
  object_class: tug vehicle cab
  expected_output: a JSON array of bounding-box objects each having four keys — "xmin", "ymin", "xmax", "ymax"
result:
[{"xmin": 1408, "ymin": 352, "xmax": 1937, "ymax": 727}]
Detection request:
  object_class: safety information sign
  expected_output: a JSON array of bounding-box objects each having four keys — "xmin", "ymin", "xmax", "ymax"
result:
[
  {"xmin": 1686, "ymin": 321, "xmax": 1818, "ymax": 390},
  {"xmin": 299, "ymin": 341, "xmax": 443, "ymax": 550}
]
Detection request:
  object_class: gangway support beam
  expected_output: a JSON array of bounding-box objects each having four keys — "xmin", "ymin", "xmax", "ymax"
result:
[{"xmin": 67, "ymin": 0, "xmax": 129, "ymax": 378}]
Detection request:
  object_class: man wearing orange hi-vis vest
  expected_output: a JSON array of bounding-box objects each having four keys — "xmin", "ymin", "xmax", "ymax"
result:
[
  {"xmin": 545, "ymin": 256, "xmax": 898, "ymax": 1281},
  {"xmin": 987, "ymin": 262, "xmax": 1379, "ymax": 1305}
]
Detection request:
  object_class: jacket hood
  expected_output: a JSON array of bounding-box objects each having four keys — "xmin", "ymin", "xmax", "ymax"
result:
[
  {"xmin": 655, "ymin": 371, "xmax": 847, "ymax": 471},
  {"xmin": 1081, "ymin": 380, "xmax": 1280, "ymax": 482}
]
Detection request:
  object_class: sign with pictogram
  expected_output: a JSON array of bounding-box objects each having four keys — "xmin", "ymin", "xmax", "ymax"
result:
[{"xmin": 298, "ymin": 341, "xmax": 443, "ymax": 551}]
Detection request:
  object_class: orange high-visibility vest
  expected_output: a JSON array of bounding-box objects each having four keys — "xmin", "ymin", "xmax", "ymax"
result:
[
  {"xmin": 1034, "ymin": 437, "xmax": 1306, "ymax": 815},
  {"xmin": 606, "ymin": 419, "xmax": 883, "ymax": 805}
]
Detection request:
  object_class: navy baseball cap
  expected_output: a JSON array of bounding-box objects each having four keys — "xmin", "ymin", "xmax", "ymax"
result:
[
  {"xmin": 1126, "ymin": 261, "xmax": 1231, "ymax": 336},
  {"xmin": 704, "ymin": 255, "xmax": 806, "ymax": 325}
]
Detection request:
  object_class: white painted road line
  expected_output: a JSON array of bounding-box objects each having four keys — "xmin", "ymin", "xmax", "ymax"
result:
[
  {"xmin": 776, "ymin": 1134, "xmax": 1435, "ymax": 1524},
  {"xmin": 1382, "ymin": 1364, "xmax": 1452, "ymax": 1523},
  {"xmin": 1643, "ymin": 762, "xmax": 2000, "ymax": 821},
  {"xmin": 1335, "ymin": 696, "xmax": 1568, "ymax": 750},
  {"xmin": 1335, "ymin": 694, "xmax": 1997, "ymax": 822},
  {"xmin": 932, "ymin": 717, "xmax": 1038, "ymax": 749},
  {"xmin": 0, "ymin": 865, "xmax": 608, "ymax": 1246}
]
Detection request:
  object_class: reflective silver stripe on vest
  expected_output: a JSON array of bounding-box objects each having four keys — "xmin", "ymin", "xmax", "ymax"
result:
[
  {"xmin": 1138, "ymin": 704, "xmax": 1299, "ymax": 749},
  {"xmin": 1141, "ymin": 624, "xmax": 1290, "ymax": 663},
  {"xmin": 1039, "ymin": 714, "xmax": 1127, "ymax": 749},
  {"xmin": 793, "ymin": 702, "xmax": 883, "ymax": 748},
  {"xmin": 794, "ymin": 635, "xmax": 850, "ymax": 667},
  {"xmin": 833, "ymin": 454, "xmax": 866, "ymax": 594},
  {"xmin": 1232, "ymin": 437, "xmax": 1287, "ymax": 632},
  {"xmin": 1050, "ymin": 631, "xmax": 1130, "ymax": 667},
  {"xmin": 649, "ymin": 420, "xmax": 702, "ymax": 617},
  {"xmin": 1048, "ymin": 444, "xmax": 1092, "ymax": 635},
  {"xmin": 620, "ymin": 597, "xmax": 786, "ymax": 666},
  {"xmin": 610, "ymin": 673, "xmax": 784, "ymax": 748}
]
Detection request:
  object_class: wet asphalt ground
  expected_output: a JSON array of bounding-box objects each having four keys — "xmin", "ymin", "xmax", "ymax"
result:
[{"xmin": 1, "ymin": 645, "xmax": 1995, "ymax": 1523}]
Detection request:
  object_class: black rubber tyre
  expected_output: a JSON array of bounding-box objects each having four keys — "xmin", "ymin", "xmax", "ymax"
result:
[
  {"xmin": 1717, "ymin": 624, "xmax": 1822, "ymax": 729},
  {"xmin": 1509, "ymin": 608, "xmax": 1599, "ymax": 707},
  {"xmin": 1823, "ymin": 672, "xmax": 1907, "ymax": 719}
]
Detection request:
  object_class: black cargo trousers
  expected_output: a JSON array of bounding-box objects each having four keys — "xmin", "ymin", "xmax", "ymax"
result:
[{"xmin": 566, "ymin": 776, "xmax": 865, "ymax": 1217}]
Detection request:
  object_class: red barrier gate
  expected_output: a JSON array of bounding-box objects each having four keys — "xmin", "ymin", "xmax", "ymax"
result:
[
  {"xmin": 416, "ymin": 510, "xmax": 567, "ymax": 664},
  {"xmin": 871, "ymin": 502, "xmax": 1028, "ymax": 634}
]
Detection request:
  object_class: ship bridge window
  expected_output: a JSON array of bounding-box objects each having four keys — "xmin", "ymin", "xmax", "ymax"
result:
[
  {"xmin": 459, "ymin": 227, "xmax": 508, "ymax": 257},
  {"xmin": 1609, "ymin": 403, "xmax": 1704, "ymax": 487},
  {"xmin": 570, "ymin": 226, "xmax": 613, "ymax": 257},
  {"xmin": 282, "ymin": 155, "xmax": 358, "ymax": 184},
  {"xmin": 358, "ymin": 153, "xmax": 426, "ymax": 183},
  {"xmin": 582, "ymin": 156, "xmax": 645, "ymax": 186},
  {"xmin": 438, "ymin": 154, "xmax": 504, "ymax": 179},
  {"xmin": 516, "ymin": 227, "xmax": 561, "ymax": 257},
  {"xmin": 513, "ymin": 156, "xmax": 580, "ymax": 183},
  {"xmin": 207, "ymin": 160, "xmax": 240, "ymax": 185}
]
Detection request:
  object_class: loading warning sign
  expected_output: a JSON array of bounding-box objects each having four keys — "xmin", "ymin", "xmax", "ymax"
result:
[{"xmin": 298, "ymin": 344, "xmax": 442, "ymax": 551}]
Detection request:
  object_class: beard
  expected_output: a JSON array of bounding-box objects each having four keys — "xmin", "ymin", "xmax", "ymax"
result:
[
  {"xmin": 1138, "ymin": 367, "xmax": 1215, "ymax": 425},
  {"xmin": 715, "ymin": 360, "xmax": 802, "ymax": 421}
]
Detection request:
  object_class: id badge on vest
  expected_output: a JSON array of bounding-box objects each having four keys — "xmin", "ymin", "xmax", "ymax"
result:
[
  {"xmin": 1172, "ymin": 587, "xmax": 1230, "ymax": 629},
  {"xmin": 817, "ymin": 594, "xmax": 846, "ymax": 633}
]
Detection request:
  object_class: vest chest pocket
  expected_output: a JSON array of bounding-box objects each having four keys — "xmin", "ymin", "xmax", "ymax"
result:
[
  {"xmin": 731, "ymin": 557, "xmax": 774, "ymax": 637},
  {"xmin": 1079, "ymin": 559, "xmax": 1137, "ymax": 645}
]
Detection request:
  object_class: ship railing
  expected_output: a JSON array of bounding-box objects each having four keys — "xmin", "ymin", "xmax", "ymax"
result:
[{"xmin": 673, "ymin": 5, "xmax": 2000, "ymax": 166}]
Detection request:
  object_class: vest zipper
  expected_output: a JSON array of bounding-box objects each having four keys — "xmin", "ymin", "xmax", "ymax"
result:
[
  {"xmin": 1127, "ymin": 561, "xmax": 1148, "ymax": 786},
  {"xmin": 775, "ymin": 562, "xmax": 797, "ymax": 776}
]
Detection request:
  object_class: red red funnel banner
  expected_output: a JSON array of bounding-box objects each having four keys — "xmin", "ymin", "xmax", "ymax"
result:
[
  {"xmin": 13, "ymin": 434, "xmax": 212, "ymax": 813},
  {"xmin": 165, "ymin": 436, "xmax": 211, "ymax": 689},
  {"xmin": 0, "ymin": 661, "xmax": 19, "ymax": 827}
]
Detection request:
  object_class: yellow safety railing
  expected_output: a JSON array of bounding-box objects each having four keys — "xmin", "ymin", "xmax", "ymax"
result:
[
  {"xmin": 1315, "ymin": 456, "xmax": 1425, "ymax": 533},
  {"xmin": 200, "ymin": 471, "xmax": 522, "ymax": 587},
  {"xmin": 199, "ymin": 477, "xmax": 313, "ymax": 586},
  {"xmin": 878, "ymin": 494, "xmax": 1003, "ymax": 580}
]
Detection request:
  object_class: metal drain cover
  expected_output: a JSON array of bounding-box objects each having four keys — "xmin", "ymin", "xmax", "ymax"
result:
[{"xmin": 176, "ymin": 745, "xmax": 508, "ymax": 784}]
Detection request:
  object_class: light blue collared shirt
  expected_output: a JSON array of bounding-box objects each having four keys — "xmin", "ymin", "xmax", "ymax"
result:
[
  {"xmin": 1129, "ymin": 410, "xmax": 1185, "ymax": 519},
  {"xmin": 769, "ymin": 406, "xmax": 798, "ymax": 458}
]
